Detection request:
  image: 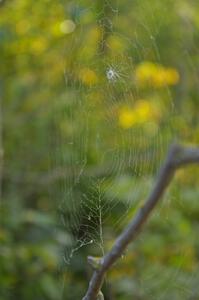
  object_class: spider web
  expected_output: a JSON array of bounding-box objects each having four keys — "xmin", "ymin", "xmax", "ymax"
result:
[{"xmin": 51, "ymin": 0, "xmax": 198, "ymax": 299}]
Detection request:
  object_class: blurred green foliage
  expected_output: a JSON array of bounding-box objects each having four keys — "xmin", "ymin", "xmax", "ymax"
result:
[{"xmin": 0, "ymin": 0, "xmax": 199, "ymax": 299}]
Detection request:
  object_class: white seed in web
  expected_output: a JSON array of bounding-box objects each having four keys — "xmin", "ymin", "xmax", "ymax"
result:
[{"xmin": 106, "ymin": 67, "xmax": 119, "ymax": 81}]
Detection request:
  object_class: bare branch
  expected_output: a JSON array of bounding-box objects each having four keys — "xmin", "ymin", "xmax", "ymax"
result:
[{"xmin": 82, "ymin": 143, "xmax": 199, "ymax": 300}]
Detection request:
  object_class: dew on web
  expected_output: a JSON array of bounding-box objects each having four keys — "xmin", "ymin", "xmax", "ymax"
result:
[{"xmin": 50, "ymin": 0, "xmax": 197, "ymax": 298}]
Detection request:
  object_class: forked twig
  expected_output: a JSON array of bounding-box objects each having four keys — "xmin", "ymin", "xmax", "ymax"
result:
[{"xmin": 82, "ymin": 143, "xmax": 199, "ymax": 300}]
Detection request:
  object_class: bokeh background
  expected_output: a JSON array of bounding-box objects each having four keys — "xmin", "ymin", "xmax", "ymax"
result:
[{"xmin": 0, "ymin": 0, "xmax": 199, "ymax": 299}]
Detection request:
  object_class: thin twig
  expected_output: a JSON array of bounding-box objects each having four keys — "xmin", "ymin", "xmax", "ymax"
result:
[{"xmin": 82, "ymin": 143, "xmax": 199, "ymax": 300}]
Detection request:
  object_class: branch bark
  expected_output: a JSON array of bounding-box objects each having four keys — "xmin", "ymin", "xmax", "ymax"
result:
[{"xmin": 82, "ymin": 143, "xmax": 199, "ymax": 300}]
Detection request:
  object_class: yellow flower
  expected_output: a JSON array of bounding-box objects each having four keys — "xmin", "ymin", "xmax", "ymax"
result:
[
  {"xmin": 164, "ymin": 68, "xmax": 179, "ymax": 85},
  {"xmin": 118, "ymin": 106, "xmax": 137, "ymax": 129},
  {"xmin": 31, "ymin": 37, "xmax": 48, "ymax": 54},
  {"xmin": 135, "ymin": 61, "xmax": 157, "ymax": 85},
  {"xmin": 79, "ymin": 68, "xmax": 98, "ymax": 86},
  {"xmin": 118, "ymin": 100, "xmax": 160, "ymax": 129},
  {"xmin": 135, "ymin": 100, "xmax": 153, "ymax": 122},
  {"xmin": 135, "ymin": 61, "xmax": 179, "ymax": 87}
]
